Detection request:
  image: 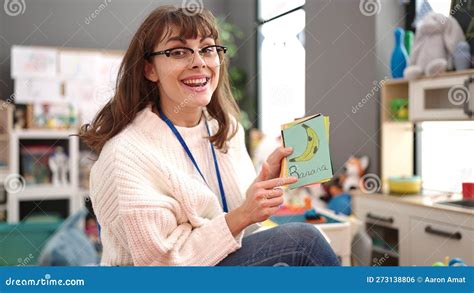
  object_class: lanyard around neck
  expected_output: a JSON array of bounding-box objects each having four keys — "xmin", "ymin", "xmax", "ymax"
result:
[{"xmin": 158, "ymin": 109, "xmax": 229, "ymax": 213}]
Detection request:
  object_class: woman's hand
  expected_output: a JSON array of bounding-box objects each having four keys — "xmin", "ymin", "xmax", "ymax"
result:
[
  {"xmin": 225, "ymin": 163, "xmax": 298, "ymax": 236},
  {"xmin": 264, "ymin": 146, "xmax": 294, "ymax": 180}
]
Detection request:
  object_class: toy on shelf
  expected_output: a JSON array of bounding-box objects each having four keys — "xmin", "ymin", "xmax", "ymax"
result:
[
  {"xmin": 432, "ymin": 256, "xmax": 467, "ymax": 267},
  {"xmin": 404, "ymin": 12, "xmax": 466, "ymax": 79},
  {"xmin": 453, "ymin": 41, "xmax": 471, "ymax": 71},
  {"xmin": 404, "ymin": 30, "xmax": 414, "ymax": 56},
  {"xmin": 48, "ymin": 146, "xmax": 69, "ymax": 186},
  {"xmin": 390, "ymin": 27, "xmax": 409, "ymax": 79},
  {"xmin": 390, "ymin": 98, "xmax": 408, "ymax": 121}
]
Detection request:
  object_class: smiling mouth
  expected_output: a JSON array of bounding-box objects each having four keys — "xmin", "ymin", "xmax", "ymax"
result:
[{"xmin": 181, "ymin": 77, "xmax": 210, "ymax": 87}]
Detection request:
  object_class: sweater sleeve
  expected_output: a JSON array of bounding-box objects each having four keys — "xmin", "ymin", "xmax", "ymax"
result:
[{"xmin": 112, "ymin": 142, "xmax": 242, "ymax": 266}]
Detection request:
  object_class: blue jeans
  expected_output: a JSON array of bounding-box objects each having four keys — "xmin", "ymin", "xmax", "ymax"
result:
[{"xmin": 217, "ymin": 223, "xmax": 340, "ymax": 266}]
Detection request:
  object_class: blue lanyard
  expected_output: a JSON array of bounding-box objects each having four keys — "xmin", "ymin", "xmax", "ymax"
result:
[{"xmin": 158, "ymin": 109, "xmax": 229, "ymax": 213}]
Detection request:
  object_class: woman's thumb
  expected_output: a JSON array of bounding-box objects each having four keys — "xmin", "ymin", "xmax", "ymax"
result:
[{"xmin": 257, "ymin": 162, "xmax": 270, "ymax": 182}]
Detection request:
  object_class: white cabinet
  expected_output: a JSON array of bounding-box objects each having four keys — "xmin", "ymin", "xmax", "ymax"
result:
[
  {"xmin": 353, "ymin": 193, "xmax": 474, "ymax": 266},
  {"xmin": 409, "ymin": 74, "xmax": 474, "ymax": 121},
  {"xmin": 353, "ymin": 195, "xmax": 411, "ymax": 266},
  {"xmin": 409, "ymin": 216, "xmax": 473, "ymax": 266}
]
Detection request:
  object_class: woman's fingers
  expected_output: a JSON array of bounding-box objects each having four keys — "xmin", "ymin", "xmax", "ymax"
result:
[
  {"xmin": 256, "ymin": 188, "xmax": 283, "ymax": 200},
  {"xmin": 256, "ymin": 162, "xmax": 270, "ymax": 182},
  {"xmin": 266, "ymin": 146, "xmax": 293, "ymax": 166},
  {"xmin": 258, "ymin": 176, "xmax": 298, "ymax": 189},
  {"xmin": 264, "ymin": 195, "xmax": 285, "ymax": 208}
]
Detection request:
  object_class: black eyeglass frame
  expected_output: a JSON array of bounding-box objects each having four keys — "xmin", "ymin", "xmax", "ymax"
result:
[{"xmin": 144, "ymin": 45, "xmax": 227, "ymax": 60}]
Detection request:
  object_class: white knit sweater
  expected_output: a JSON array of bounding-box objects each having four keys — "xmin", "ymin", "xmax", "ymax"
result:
[{"xmin": 89, "ymin": 104, "xmax": 258, "ymax": 266}]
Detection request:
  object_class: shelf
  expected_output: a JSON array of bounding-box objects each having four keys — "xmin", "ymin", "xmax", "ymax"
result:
[
  {"xmin": 384, "ymin": 79, "xmax": 409, "ymax": 86},
  {"xmin": 8, "ymin": 184, "xmax": 77, "ymax": 199},
  {"xmin": 385, "ymin": 69, "xmax": 474, "ymax": 84},
  {"xmin": 12, "ymin": 129, "xmax": 77, "ymax": 139}
]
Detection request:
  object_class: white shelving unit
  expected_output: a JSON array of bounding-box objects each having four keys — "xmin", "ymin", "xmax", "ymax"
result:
[
  {"xmin": 7, "ymin": 129, "xmax": 82, "ymax": 223},
  {"xmin": 409, "ymin": 70, "xmax": 474, "ymax": 121},
  {"xmin": 0, "ymin": 104, "xmax": 13, "ymax": 183}
]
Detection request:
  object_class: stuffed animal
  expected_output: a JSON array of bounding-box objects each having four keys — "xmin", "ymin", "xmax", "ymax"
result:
[
  {"xmin": 404, "ymin": 12, "xmax": 465, "ymax": 80},
  {"xmin": 340, "ymin": 155, "xmax": 369, "ymax": 192}
]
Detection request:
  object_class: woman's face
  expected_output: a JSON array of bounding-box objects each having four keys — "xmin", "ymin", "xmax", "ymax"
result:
[{"xmin": 144, "ymin": 28, "xmax": 220, "ymax": 112}]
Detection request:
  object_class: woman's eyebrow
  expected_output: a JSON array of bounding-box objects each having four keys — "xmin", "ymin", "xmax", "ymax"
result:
[
  {"xmin": 165, "ymin": 35, "xmax": 214, "ymax": 45},
  {"xmin": 165, "ymin": 36, "xmax": 186, "ymax": 45},
  {"xmin": 200, "ymin": 36, "xmax": 213, "ymax": 42}
]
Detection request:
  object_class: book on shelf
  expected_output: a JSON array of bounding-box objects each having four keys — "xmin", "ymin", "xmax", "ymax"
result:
[{"xmin": 20, "ymin": 145, "xmax": 55, "ymax": 185}]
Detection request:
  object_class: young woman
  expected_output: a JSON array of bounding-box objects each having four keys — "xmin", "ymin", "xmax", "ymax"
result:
[{"xmin": 81, "ymin": 5, "xmax": 339, "ymax": 266}]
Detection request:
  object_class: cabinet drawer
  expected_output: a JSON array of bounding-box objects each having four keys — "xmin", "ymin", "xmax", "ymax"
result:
[
  {"xmin": 353, "ymin": 200, "xmax": 400, "ymax": 228},
  {"xmin": 409, "ymin": 217, "xmax": 474, "ymax": 266}
]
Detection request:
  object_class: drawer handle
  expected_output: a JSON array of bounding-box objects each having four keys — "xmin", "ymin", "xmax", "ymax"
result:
[
  {"xmin": 367, "ymin": 213, "xmax": 394, "ymax": 224},
  {"xmin": 425, "ymin": 226, "xmax": 462, "ymax": 240}
]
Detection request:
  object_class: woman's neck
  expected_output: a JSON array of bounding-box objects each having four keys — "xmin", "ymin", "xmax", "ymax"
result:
[{"xmin": 156, "ymin": 102, "xmax": 203, "ymax": 128}]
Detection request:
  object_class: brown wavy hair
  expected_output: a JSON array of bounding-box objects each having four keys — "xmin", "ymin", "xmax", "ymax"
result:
[{"xmin": 79, "ymin": 5, "xmax": 239, "ymax": 154}]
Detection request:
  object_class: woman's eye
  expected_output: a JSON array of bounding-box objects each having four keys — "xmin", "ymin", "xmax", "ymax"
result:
[
  {"xmin": 202, "ymin": 47, "xmax": 216, "ymax": 54},
  {"xmin": 170, "ymin": 49, "xmax": 188, "ymax": 57}
]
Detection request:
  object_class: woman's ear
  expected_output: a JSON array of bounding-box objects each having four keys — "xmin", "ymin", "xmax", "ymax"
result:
[{"xmin": 144, "ymin": 60, "xmax": 159, "ymax": 82}]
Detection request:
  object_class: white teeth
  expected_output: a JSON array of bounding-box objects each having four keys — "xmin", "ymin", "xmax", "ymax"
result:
[{"xmin": 182, "ymin": 78, "xmax": 207, "ymax": 85}]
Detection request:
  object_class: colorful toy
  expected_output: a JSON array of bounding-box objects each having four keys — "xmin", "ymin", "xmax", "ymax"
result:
[
  {"xmin": 404, "ymin": 12, "xmax": 466, "ymax": 79},
  {"xmin": 390, "ymin": 27, "xmax": 409, "ymax": 78},
  {"xmin": 432, "ymin": 256, "xmax": 467, "ymax": 267},
  {"xmin": 390, "ymin": 99, "xmax": 408, "ymax": 121},
  {"xmin": 340, "ymin": 155, "xmax": 369, "ymax": 192},
  {"xmin": 48, "ymin": 146, "xmax": 69, "ymax": 186}
]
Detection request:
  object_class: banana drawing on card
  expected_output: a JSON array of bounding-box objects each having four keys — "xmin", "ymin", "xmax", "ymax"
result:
[{"xmin": 280, "ymin": 114, "xmax": 333, "ymax": 189}]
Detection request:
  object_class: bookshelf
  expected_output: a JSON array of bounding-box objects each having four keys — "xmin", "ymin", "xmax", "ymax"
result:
[
  {"xmin": 2, "ymin": 45, "xmax": 123, "ymax": 223},
  {"xmin": 380, "ymin": 79, "xmax": 413, "ymax": 192},
  {"xmin": 7, "ymin": 130, "xmax": 81, "ymax": 223}
]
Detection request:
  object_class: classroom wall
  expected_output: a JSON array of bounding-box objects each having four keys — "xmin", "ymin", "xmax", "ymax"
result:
[
  {"xmin": 305, "ymin": 0, "xmax": 378, "ymax": 175},
  {"xmin": 0, "ymin": 0, "xmax": 251, "ymax": 100}
]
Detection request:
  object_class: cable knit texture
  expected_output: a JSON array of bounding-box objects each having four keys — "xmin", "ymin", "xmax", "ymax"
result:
[{"xmin": 89, "ymin": 104, "xmax": 257, "ymax": 266}]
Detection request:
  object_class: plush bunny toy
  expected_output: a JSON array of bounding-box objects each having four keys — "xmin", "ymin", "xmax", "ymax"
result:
[{"xmin": 404, "ymin": 12, "xmax": 465, "ymax": 80}]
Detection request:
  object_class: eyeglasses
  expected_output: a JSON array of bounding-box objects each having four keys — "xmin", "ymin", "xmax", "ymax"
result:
[{"xmin": 144, "ymin": 45, "xmax": 227, "ymax": 68}]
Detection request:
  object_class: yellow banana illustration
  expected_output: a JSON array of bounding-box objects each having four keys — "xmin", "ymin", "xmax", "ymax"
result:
[{"xmin": 289, "ymin": 124, "xmax": 319, "ymax": 162}]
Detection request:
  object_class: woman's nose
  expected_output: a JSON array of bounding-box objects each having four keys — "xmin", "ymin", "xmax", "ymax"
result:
[{"xmin": 189, "ymin": 51, "xmax": 206, "ymax": 68}]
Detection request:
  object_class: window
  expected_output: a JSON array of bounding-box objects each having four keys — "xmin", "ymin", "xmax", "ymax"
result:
[
  {"xmin": 258, "ymin": 1, "xmax": 305, "ymax": 137},
  {"xmin": 417, "ymin": 121, "xmax": 474, "ymax": 193}
]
